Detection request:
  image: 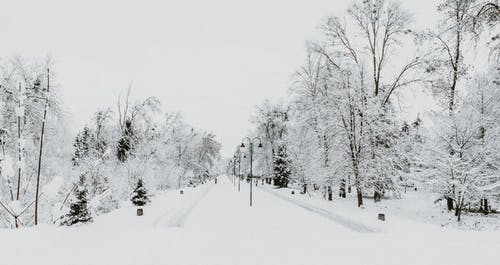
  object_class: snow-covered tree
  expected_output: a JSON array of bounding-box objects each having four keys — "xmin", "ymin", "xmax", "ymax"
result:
[
  {"xmin": 419, "ymin": 0, "xmax": 492, "ymax": 111},
  {"xmin": 280, "ymin": 0, "xmax": 425, "ymax": 206},
  {"xmin": 72, "ymin": 126, "xmax": 97, "ymax": 166},
  {"xmin": 117, "ymin": 119, "xmax": 135, "ymax": 162},
  {"xmin": 0, "ymin": 57, "xmax": 72, "ymax": 228},
  {"xmin": 61, "ymin": 176, "xmax": 92, "ymax": 226},
  {"xmin": 425, "ymin": 68, "xmax": 500, "ymax": 221},
  {"xmin": 273, "ymin": 144, "xmax": 291, "ymax": 188},
  {"xmin": 131, "ymin": 178, "xmax": 149, "ymax": 207},
  {"xmin": 250, "ymin": 101, "xmax": 289, "ymax": 182}
]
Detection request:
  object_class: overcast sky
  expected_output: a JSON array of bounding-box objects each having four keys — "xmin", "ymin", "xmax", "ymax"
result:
[{"xmin": 1, "ymin": 0, "xmax": 439, "ymax": 156}]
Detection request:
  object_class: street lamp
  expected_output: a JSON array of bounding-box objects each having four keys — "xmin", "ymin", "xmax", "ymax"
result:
[
  {"xmin": 240, "ymin": 137, "xmax": 263, "ymax": 207},
  {"xmin": 237, "ymin": 148, "xmax": 242, "ymax": 192},
  {"xmin": 232, "ymin": 154, "xmax": 237, "ymax": 186}
]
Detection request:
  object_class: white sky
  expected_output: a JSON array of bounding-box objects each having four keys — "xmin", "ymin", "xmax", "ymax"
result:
[{"xmin": 1, "ymin": 0, "xmax": 439, "ymax": 157}]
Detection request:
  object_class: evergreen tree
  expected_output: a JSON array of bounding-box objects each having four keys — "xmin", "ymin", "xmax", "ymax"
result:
[
  {"xmin": 72, "ymin": 126, "xmax": 95, "ymax": 166},
  {"xmin": 61, "ymin": 176, "xmax": 92, "ymax": 226},
  {"xmin": 273, "ymin": 144, "xmax": 291, "ymax": 188},
  {"xmin": 131, "ymin": 178, "xmax": 150, "ymax": 206},
  {"xmin": 117, "ymin": 120, "xmax": 135, "ymax": 162}
]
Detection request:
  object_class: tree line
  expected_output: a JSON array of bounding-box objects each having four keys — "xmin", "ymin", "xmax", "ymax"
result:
[
  {"xmin": 0, "ymin": 63, "xmax": 222, "ymax": 228},
  {"xmin": 231, "ymin": 0, "xmax": 499, "ymax": 222}
]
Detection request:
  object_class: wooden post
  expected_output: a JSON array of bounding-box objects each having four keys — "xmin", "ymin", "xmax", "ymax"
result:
[
  {"xmin": 378, "ymin": 213, "xmax": 385, "ymax": 221},
  {"xmin": 35, "ymin": 68, "xmax": 50, "ymax": 226}
]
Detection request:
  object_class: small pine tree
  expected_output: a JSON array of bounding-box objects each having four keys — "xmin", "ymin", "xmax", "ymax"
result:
[
  {"xmin": 62, "ymin": 176, "xmax": 92, "ymax": 226},
  {"xmin": 273, "ymin": 144, "xmax": 291, "ymax": 188},
  {"xmin": 131, "ymin": 178, "xmax": 150, "ymax": 206}
]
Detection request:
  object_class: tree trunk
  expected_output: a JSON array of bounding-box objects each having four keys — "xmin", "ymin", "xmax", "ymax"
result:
[
  {"xmin": 357, "ymin": 188, "xmax": 363, "ymax": 207},
  {"xmin": 446, "ymin": 197, "xmax": 454, "ymax": 211},
  {"xmin": 455, "ymin": 206, "xmax": 462, "ymax": 222},
  {"xmin": 347, "ymin": 175, "xmax": 351, "ymax": 193},
  {"xmin": 354, "ymin": 168, "xmax": 363, "ymax": 207},
  {"xmin": 16, "ymin": 83, "xmax": 22, "ymax": 201},
  {"xmin": 449, "ymin": 24, "xmax": 461, "ymax": 111},
  {"xmin": 374, "ymin": 190, "xmax": 381, "ymax": 203},
  {"xmin": 339, "ymin": 178, "xmax": 346, "ymax": 198}
]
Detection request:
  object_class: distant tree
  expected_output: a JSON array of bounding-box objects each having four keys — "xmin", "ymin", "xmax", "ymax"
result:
[
  {"xmin": 72, "ymin": 126, "xmax": 96, "ymax": 166},
  {"xmin": 198, "ymin": 133, "xmax": 222, "ymax": 171},
  {"xmin": 93, "ymin": 108, "xmax": 112, "ymax": 156},
  {"xmin": 273, "ymin": 144, "xmax": 291, "ymax": 188},
  {"xmin": 131, "ymin": 178, "xmax": 150, "ymax": 206},
  {"xmin": 61, "ymin": 176, "xmax": 92, "ymax": 226},
  {"xmin": 117, "ymin": 119, "xmax": 135, "ymax": 162},
  {"xmin": 250, "ymin": 101, "xmax": 289, "ymax": 182}
]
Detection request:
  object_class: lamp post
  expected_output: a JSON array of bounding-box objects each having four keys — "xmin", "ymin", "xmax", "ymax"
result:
[
  {"xmin": 241, "ymin": 137, "xmax": 263, "ymax": 207},
  {"xmin": 232, "ymin": 154, "xmax": 237, "ymax": 186},
  {"xmin": 237, "ymin": 148, "xmax": 241, "ymax": 192}
]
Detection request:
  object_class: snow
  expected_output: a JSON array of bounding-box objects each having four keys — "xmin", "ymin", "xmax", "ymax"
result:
[
  {"xmin": 262, "ymin": 185, "xmax": 500, "ymax": 231},
  {"xmin": 0, "ymin": 177, "xmax": 499, "ymax": 265},
  {"xmin": 0, "ymin": 154, "xmax": 15, "ymax": 179},
  {"xmin": 42, "ymin": 176, "xmax": 64, "ymax": 200},
  {"xmin": 15, "ymin": 106, "xmax": 24, "ymax": 117},
  {"xmin": 7, "ymin": 200, "xmax": 21, "ymax": 216}
]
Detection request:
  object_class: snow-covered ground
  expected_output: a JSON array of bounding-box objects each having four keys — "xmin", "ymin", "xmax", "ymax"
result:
[
  {"xmin": 261, "ymin": 185, "xmax": 500, "ymax": 232},
  {"xmin": 1, "ymin": 177, "xmax": 499, "ymax": 265}
]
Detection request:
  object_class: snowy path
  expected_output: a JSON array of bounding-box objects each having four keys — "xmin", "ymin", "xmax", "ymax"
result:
[
  {"xmin": 182, "ymin": 177, "xmax": 351, "ymax": 234},
  {"xmin": 0, "ymin": 176, "xmax": 499, "ymax": 265},
  {"xmin": 163, "ymin": 183, "xmax": 214, "ymax": 227}
]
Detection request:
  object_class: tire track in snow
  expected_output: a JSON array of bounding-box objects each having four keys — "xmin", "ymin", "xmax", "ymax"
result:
[
  {"xmin": 160, "ymin": 183, "xmax": 215, "ymax": 228},
  {"xmin": 152, "ymin": 193, "xmax": 185, "ymax": 226},
  {"xmin": 259, "ymin": 186, "xmax": 377, "ymax": 233}
]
